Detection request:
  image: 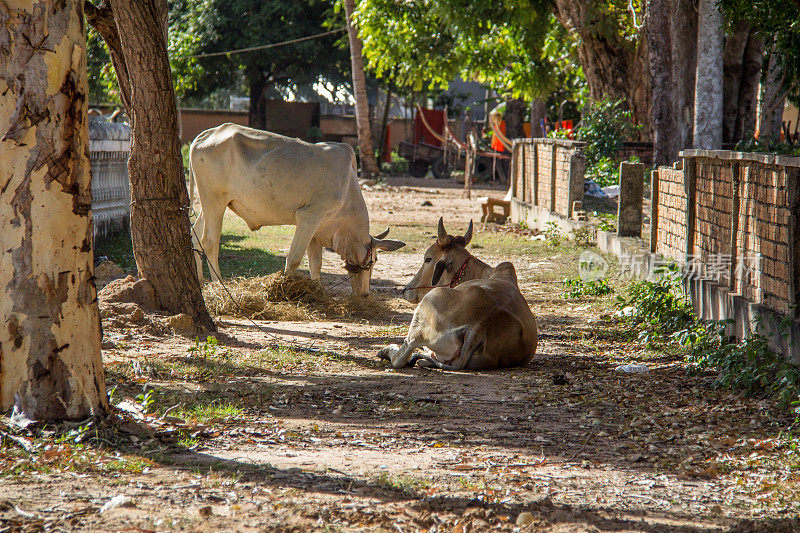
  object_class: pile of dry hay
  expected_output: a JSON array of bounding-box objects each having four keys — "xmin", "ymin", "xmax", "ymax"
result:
[{"xmin": 203, "ymin": 272, "xmax": 393, "ymax": 322}]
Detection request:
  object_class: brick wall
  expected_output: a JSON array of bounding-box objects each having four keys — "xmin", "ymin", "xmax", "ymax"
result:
[
  {"xmin": 654, "ymin": 165, "xmax": 687, "ymax": 261},
  {"xmin": 693, "ymin": 158, "xmax": 734, "ymax": 286},
  {"xmin": 653, "ymin": 150, "xmax": 800, "ymax": 316},
  {"xmin": 511, "ymin": 138, "xmax": 585, "ymax": 218}
]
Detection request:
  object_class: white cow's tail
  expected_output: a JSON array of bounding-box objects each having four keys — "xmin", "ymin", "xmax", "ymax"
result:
[{"xmin": 351, "ymin": 148, "xmax": 358, "ymax": 179}]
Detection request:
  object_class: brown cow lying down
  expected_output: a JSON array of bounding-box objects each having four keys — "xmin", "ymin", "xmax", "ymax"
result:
[{"xmin": 377, "ymin": 218, "xmax": 538, "ymax": 370}]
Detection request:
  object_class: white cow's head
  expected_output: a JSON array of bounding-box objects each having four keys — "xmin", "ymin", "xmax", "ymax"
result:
[{"xmin": 343, "ymin": 227, "xmax": 405, "ymax": 297}]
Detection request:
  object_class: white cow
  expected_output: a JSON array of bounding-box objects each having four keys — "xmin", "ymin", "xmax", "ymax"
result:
[{"xmin": 189, "ymin": 123, "xmax": 405, "ymax": 296}]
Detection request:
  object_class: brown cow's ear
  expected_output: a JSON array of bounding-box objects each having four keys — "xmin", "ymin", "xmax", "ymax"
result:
[
  {"xmin": 463, "ymin": 220, "xmax": 473, "ymax": 245},
  {"xmin": 437, "ymin": 217, "xmax": 448, "ymax": 243},
  {"xmin": 373, "ymin": 238, "xmax": 405, "ymax": 252},
  {"xmin": 432, "ymin": 258, "xmax": 448, "ymax": 285}
]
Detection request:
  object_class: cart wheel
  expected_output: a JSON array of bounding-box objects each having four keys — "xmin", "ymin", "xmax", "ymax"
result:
[
  {"xmin": 409, "ymin": 160, "xmax": 429, "ymax": 178},
  {"xmin": 474, "ymin": 157, "xmax": 492, "ymax": 180},
  {"xmin": 431, "ymin": 157, "xmax": 452, "ymax": 180}
]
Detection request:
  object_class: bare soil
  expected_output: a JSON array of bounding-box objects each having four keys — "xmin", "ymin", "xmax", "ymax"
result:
[{"xmin": 2, "ymin": 178, "xmax": 799, "ymax": 532}]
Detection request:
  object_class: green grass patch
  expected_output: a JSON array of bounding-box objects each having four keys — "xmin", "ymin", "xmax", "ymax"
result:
[{"xmin": 176, "ymin": 400, "xmax": 244, "ymax": 424}]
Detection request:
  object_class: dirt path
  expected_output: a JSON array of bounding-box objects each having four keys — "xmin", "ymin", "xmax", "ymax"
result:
[{"xmin": 2, "ymin": 179, "xmax": 798, "ymax": 532}]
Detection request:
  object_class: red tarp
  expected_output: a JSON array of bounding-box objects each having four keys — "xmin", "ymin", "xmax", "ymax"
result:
[{"xmin": 413, "ymin": 108, "xmax": 446, "ymax": 147}]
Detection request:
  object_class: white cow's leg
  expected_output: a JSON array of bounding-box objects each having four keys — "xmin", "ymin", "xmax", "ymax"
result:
[
  {"xmin": 285, "ymin": 208, "xmax": 323, "ymax": 274},
  {"xmin": 307, "ymin": 239, "xmax": 323, "ymax": 280},
  {"xmin": 191, "ymin": 213, "xmax": 205, "ymax": 282},
  {"xmin": 199, "ymin": 203, "xmax": 226, "ymax": 283}
]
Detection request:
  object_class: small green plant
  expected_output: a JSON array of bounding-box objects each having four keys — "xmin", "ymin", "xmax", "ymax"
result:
[
  {"xmin": 135, "ymin": 385, "xmax": 156, "ymax": 414},
  {"xmin": 585, "ymin": 156, "xmax": 619, "ymax": 187},
  {"xmin": 577, "ymin": 98, "xmax": 639, "ymax": 168},
  {"xmin": 547, "ymin": 128, "xmax": 572, "ymax": 139},
  {"xmin": 563, "ymin": 277, "xmax": 613, "ymax": 299},
  {"xmin": 596, "ymin": 213, "xmax": 617, "ymax": 232},
  {"xmin": 615, "ymin": 265, "xmax": 800, "ymax": 409},
  {"xmin": 570, "ymin": 225, "xmax": 594, "ymax": 247},
  {"xmin": 189, "ymin": 335, "xmax": 219, "ymax": 358},
  {"xmin": 615, "ymin": 263, "xmax": 694, "ymax": 346},
  {"xmin": 107, "ymin": 384, "xmax": 119, "ymax": 405},
  {"xmin": 683, "ymin": 318, "xmax": 800, "ymax": 407},
  {"xmin": 380, "ymin": 151, "xmax": 410, "ymax": 175},
  {"xmin": 543, "ymin": 222, "xmax": 562, "ymax": 247}
]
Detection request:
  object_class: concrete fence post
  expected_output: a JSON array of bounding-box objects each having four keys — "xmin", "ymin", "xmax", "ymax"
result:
[
  {"xmin": 568, "ymin": 150, "xmax": 586, "ymax": 219},
  {"xmin": 729, "ymin": 163, "xmax": 741, "ymax": 291},
  {"xmin": 789, "ymin": 166, "xmax": 800, "ymax": 318},
  {"xmin": 550, "ymin": 143, "xmax": 557, "ymax": 212},
  {"xmin": 650, "ymin": 169, "xmax": 659, "ymax": 253},
  {"xmin": 684, "ymin": 155, "xmax": 697, "ymax": 262},
  {"xmin": 532, "ymin": 142, "xmax": 539, "ymax": 206},
  {"xmin": 511, "ymin": 140, "xmax": 519, "ymax": 202},
  {"xmin": 617, "ymin": 161, "xmax": 645, "ymax": 237}
]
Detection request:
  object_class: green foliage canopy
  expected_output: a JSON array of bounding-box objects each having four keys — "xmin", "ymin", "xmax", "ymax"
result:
[
  {"xmin": 355, "ymin": 0, "xmax": 564, "ymax": 99},
  {"xmin": 721, "ymin": 0, "xmax": 800, "ymax": 104},
  {"xmin": 173, "ymin": 0, "xmax": 350, "ymax": 104}
]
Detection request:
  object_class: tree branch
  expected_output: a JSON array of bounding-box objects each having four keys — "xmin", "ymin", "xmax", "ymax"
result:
[{"xmin": 84, "ymin": 0, "xmax": 132, "ymax": 113}]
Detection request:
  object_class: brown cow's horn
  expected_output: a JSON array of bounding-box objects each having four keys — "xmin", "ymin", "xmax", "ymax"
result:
[
  {"xmin": 463, "ymin": 220, "xmax": 473, "ymax": 244},
  {"xmin": 373, "ymin": 227, "xmax": 390, "ymax": 240},
  {"xmin": 437, "ymin": 217, "xmax": 448, "ymax": 242}
]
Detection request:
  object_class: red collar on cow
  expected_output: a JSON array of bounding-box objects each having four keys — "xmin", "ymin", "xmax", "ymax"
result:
[
  {"xmin": 344, "ymin": 241, "xmax": 374, "ymax": 273},
  {"xmin": 449, "ymin": 256, "xmax": 471, "ymax": 288},
  {"xmin": 405, "ymin": 256, "xmax": 472, "ymax": 291}
]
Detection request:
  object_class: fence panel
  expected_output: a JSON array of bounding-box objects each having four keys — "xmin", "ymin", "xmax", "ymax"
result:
[
  {"xmin": 510, "ymin": 138, "xmax": 585, "ymax": 219},
  {"xmin": 654, "ymin": 150, "xmax": 800, "ymax": 316},
  {"xmin": 89, "ymin": 121, "xmax": 131, "ymax": 249}
]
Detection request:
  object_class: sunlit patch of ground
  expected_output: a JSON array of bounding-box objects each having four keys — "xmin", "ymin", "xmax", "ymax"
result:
[{"xmin": 6, "ymin": 178, "xmax": 799, "ymax": 532}]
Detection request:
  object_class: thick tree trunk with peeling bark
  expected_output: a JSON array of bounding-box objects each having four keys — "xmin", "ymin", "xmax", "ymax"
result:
[
  {"xmin": 693, "ymin": 0, "xmax": 724, "ymax": 149},
  {"xmin": 757, "ymin": 45, "xmax": 787, "ymax": 144},
  {"xmin": 86, "ymin": 0, "xmax": 214, "ymax": 331},
  {"xmin": 670, "ymin": 0, "xmax": 697, "ymax": 151},
  {"xmin": 554, "ymin": 0, "xmax": 652, "ymax": 141},
  {"xmin": 722, "ymin": 23, "xmax": 750, "ymax": 145},
  {"xmin": 646, "ymin": 0, "xmax": 679, "ymax": 165},
  {"xmin": 344, "ymin": 0, "xmax": 379, "ymax": 177},
  {"xmin": 735, "ymin": 34, "xmax": 763, "ymax": 141},
  {"xmin": 530, "ymin": 99, "xmax": 546, "ymax": 138},
  {"xmin": 0, "ymin": 1, "xmax": 107, "ymax": 418},
  {"xmin": 505, "ymin": 98, "xmax": 527, "ymax": 140}
]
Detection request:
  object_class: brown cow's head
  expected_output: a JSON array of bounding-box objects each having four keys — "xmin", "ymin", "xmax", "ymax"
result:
[
  {"xmin": 401, "ymin": 217, "xmax": 473, "ymax": 304},
  {"xmin": 346, "ymin": 227, "xmax": 406, "ymax": 297}
]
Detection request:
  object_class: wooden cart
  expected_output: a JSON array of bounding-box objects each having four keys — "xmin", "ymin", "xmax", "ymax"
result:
[{"xmin": 398, "ymin": 106, "xmax": 507, "ymax": 180}]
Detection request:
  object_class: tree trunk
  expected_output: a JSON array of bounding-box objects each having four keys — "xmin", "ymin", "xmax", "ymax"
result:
[
  {"xmin": 344, "ymin": 0, "xmax": 380, "ymax": 177},
  {"xmin": 530, "ymin": 99, "xmax": 547, "ymax": 137},
  {"xmin": 553, "ymin": 0, "xmax": 652, "ymax": 141},
  {"xmin": 248, "ymin": 73, "xmax": 268, "ymax": 131},
  {"xmin": 734, "ymin": 33, "xmax": 764, "ymax": 141},
  {"xmin": 378, "ymin": 88, "xmax": 393, "ymax": 163},
  {"xmin": 756, "ymin": 45, "xmax": 788, "ymax": 144},
  {"xmin": 646, "ymin": 0, "xmax": 679, "ymax": 165},
  {"xmin": 693, "ymin": 0, "xmax": 724, "ymax": 149},
  {"xmin": 505, "ymin": 97, "xmax": 527, "ymax": 140},
  {"xmin": 722, "ymin": 23, "xmax": 750, "ymax": 144},
  {"xmin": 0, "ymin": 0, "xmax": 107, "ymax": 418},
  {"xmin": 86, "ymin": 0, "xmax": 215, "ymax": 331},
  {"xmin": 670, "ymin": 0, "xmax": 698, "ymax": 151}
]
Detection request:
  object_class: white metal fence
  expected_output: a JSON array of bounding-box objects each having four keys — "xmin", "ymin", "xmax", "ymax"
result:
[{"xmin": 89, "ymin": 121, "xmax": 130, "ymax": 248}]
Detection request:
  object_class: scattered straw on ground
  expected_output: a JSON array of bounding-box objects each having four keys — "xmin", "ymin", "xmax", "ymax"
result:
[{"xmin": 202, "ymin": 272, "xmax": 395, "ymax": 322}]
